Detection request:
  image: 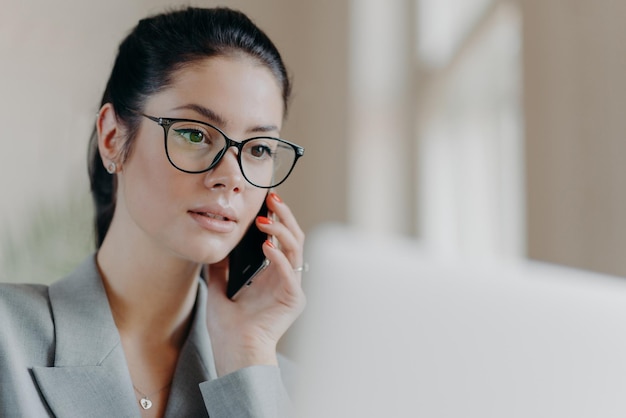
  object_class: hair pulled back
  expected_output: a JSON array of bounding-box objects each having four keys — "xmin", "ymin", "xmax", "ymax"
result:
[{"xmin": 88, "ymin": 7, "xmax": 291, "ymax": 248}]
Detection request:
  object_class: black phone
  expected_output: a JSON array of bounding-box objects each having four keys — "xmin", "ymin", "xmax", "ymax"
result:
[{"xmin": 227, "ymin": 200, "xmax": 270, "ymax": 299}]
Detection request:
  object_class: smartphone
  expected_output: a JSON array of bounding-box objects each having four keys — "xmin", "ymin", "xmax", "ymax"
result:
[{"xmin": 227, "ymin": 200, "xmax": 271, "ymax": 299}]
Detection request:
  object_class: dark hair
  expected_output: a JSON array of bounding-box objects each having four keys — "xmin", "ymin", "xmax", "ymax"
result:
[{"xmin": 88, "ymin": 7, "xmax": 292, "ymax": 248}]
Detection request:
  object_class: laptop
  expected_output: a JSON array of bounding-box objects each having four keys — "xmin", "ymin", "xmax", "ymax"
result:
[{"xmin": 292, "ymin": 224, "xmax": 626, "ymax": 417}]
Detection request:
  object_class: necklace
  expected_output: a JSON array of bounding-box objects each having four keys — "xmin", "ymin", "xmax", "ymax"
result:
[{"xmin": 133, "ymin": 382, "xmax": 172, "ymax": 410}]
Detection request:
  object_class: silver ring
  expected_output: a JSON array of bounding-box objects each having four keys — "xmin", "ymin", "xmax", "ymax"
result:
[{"xmin": 294, "ymin": 262, "xmax": 309, "ymax": 273}]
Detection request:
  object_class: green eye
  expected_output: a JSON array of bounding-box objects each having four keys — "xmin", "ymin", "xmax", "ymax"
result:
[{"xmin": 174, "ymin": 129, "xmax": 204, "ymax": 144}]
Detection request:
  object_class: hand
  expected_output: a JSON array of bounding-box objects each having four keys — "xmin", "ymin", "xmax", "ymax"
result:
[{"xmin": 205, "ymin": 192, "xmax": 306, "ymax": 377}]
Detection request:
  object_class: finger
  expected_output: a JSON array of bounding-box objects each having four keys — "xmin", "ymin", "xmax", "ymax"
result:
[
  {"xmin": 231, "ymin": 240, "xmax": 306, "ymax": 322},
  {"xmin": 263, "ymin": 242, "xmax": 307, "ymax": 317},
  {"xmin": 256, "ymin": 216, "xmax": 302, "ymax": 267},
  {"xmin": 266, "ymin": 193, "xmax": 305, "ymax": 244},
  {"xmin": 262, "ymin": 240, "xmax": 305, "ymax": 291},
  {"xmin": 261, "ymin": 193, "xmax": 305, "ymax": 267}
]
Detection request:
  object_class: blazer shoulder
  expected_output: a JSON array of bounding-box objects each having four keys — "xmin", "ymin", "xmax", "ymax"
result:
[
  {"xmin": 0, "ymin": 282, "xmax": 52, "ymax": 322},
  {"xmin": 0, "ymin": 282, "xmax": 55, "ymax": 361},
  {"xmin": 0, "ymin": 283, "xmax": 57, "ymax": 416}
]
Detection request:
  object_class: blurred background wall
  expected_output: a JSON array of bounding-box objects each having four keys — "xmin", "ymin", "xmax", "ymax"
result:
[{"xmin": 2, "ymin": 0, "xmax": 626, "ymax": 281}]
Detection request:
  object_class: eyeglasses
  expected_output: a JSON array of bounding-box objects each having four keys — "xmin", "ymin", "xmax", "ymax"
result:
[{"xmin": 141, "ymin": 114, "xmax": 304, "ymax": 188}]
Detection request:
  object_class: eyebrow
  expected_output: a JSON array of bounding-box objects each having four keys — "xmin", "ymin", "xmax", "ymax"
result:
[{"xmin": 172, "ymin": 103, "xmax": 279, "ymax": 135}]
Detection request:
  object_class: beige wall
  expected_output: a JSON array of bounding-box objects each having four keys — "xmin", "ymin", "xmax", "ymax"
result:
[
  {"xmin": 223, "ymin": 0, "xmax": 351, "ymax": 233},
  {"xmin": 523, "ymin": 0, "xmax": 626, "ymax": 277}
]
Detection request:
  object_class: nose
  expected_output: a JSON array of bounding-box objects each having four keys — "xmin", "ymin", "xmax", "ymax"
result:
[{"xmin": 203, "ymin": 148, "xmax": 245, "ymax": 192}]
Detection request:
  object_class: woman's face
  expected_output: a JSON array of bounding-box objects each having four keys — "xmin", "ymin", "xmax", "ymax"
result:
[{"xmin": 114, "ymin": 56, "xmax": 284, "ymax": 264}]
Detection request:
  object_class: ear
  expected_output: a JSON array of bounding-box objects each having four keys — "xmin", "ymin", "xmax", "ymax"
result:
[{"xmin": 96, "ymin": 103, "xmax": 125, "ymax": 173}]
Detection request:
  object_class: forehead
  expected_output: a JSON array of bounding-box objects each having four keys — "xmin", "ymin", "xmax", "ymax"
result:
[{"xmin": 146, "ymin": 56, "xmax": 284, "ymax": 128}]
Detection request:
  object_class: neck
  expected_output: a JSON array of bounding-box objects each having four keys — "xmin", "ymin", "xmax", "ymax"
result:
[{"xmin": 96, "ymin": 221, "xmax": 200, "ymax": 348}]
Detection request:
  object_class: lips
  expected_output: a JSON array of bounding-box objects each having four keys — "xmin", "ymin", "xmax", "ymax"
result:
[
  {"xmin": 191, "ymin": 211, "xmax": 230, "ymax": 222},
  {"xmin": 188, "ymin": 206, "xmax": 237, "ymax": 233}
]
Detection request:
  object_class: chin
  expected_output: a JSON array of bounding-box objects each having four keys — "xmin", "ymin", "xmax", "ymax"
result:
[
  {"xmin": 163, "ymin": 222, "xmax": 244, "ymax": 265},
  {"xmin": 177, "ymin": 238, "xmax": 237, "ymax": 265}
]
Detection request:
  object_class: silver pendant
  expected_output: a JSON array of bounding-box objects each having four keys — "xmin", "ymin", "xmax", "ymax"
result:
[{"xmin": 140, "ymin": 397, "xmax": 153, "ymax": 410}]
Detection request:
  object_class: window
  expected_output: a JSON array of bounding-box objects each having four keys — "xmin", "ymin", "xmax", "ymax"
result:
[{"xmin": 416, "ymin": 0, "xmax": 523, "ymax": 258}]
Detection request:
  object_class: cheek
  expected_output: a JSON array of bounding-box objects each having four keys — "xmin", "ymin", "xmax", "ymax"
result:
[
  {"xmin": 117, "ymin": 137, "xmax": 270, "ymax": 262},
  {"xmin": 121, "ymin": 143, "xmax": 188, "ymax": 228},
  {"xmin": 244, "ymin": 189, "xmax": 269, "ymax": 220}
]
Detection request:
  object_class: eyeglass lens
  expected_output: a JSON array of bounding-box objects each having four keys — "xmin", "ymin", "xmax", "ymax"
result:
[{"xmin": 165, "ymin": 120, "xmax": 296, "ymax": 188}]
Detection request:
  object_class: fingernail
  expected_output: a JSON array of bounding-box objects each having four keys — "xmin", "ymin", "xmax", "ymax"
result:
[
  {"xmin": 264, "ymin": 239, "xmax": 275, "ymax": 248},
  {"xmin": 270, "ymin": 192, "xmax": 282, "ymax": 203},
  {"xmin": 257, "ymin": 216, "xmax": 273, "ymax": 225}
]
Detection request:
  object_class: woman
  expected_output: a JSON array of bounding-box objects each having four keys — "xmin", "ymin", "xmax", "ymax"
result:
[{"xmin": 0, "ymin": 7, "xmax": 306, "ymax": 417}]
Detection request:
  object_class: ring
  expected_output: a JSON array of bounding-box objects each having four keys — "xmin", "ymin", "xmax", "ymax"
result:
[{"xmin": 294, "ymin": 262, "xmax": 309, "ymax": 273}]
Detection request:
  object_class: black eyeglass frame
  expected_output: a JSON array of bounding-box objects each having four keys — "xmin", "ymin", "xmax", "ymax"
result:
[{"xmin": 141, "ymin": 113, "xmax": 305, "ymax": 189}]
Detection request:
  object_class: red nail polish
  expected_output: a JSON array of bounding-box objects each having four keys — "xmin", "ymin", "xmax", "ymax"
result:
[
  {"xmin": 264, "ymin": 239, "xmax": 275, "ymax": 248},
  {"xmin": 270, "ymin": 192, "xmax": 282, "ymax": 203},
  {"xmin": 257, "ymin": 216, "xmax": 273, "ymax": 225}
]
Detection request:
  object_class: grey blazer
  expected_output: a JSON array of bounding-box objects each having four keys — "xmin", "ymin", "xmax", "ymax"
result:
[{"xmin": 0, "ymin": 256, "xmax": 293, "ymax": 418}]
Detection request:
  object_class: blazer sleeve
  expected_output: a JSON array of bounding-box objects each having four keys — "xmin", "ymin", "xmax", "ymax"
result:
[{"xmin": 199, "ymin": 365, "xmax": 293, "ymax": 418}]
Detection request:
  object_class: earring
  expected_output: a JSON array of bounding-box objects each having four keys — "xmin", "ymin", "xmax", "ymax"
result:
[{"xmin": 106, "ymin": 162, "xmax": 117, "ymax": 174}]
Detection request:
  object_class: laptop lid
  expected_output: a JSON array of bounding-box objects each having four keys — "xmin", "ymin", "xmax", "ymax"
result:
[{"xmin": 293, "ymin": 224, "xmax": 626, "ymax": 417}]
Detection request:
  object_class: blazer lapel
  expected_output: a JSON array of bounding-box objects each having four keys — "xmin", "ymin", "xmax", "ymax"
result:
[
  {"xmin": 164, "ymin": 280, "xmax": 217, "ymax": 418},
  {"xmin": 31, "ymin": 256, "xmax": 138, "ymax": 417}
]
